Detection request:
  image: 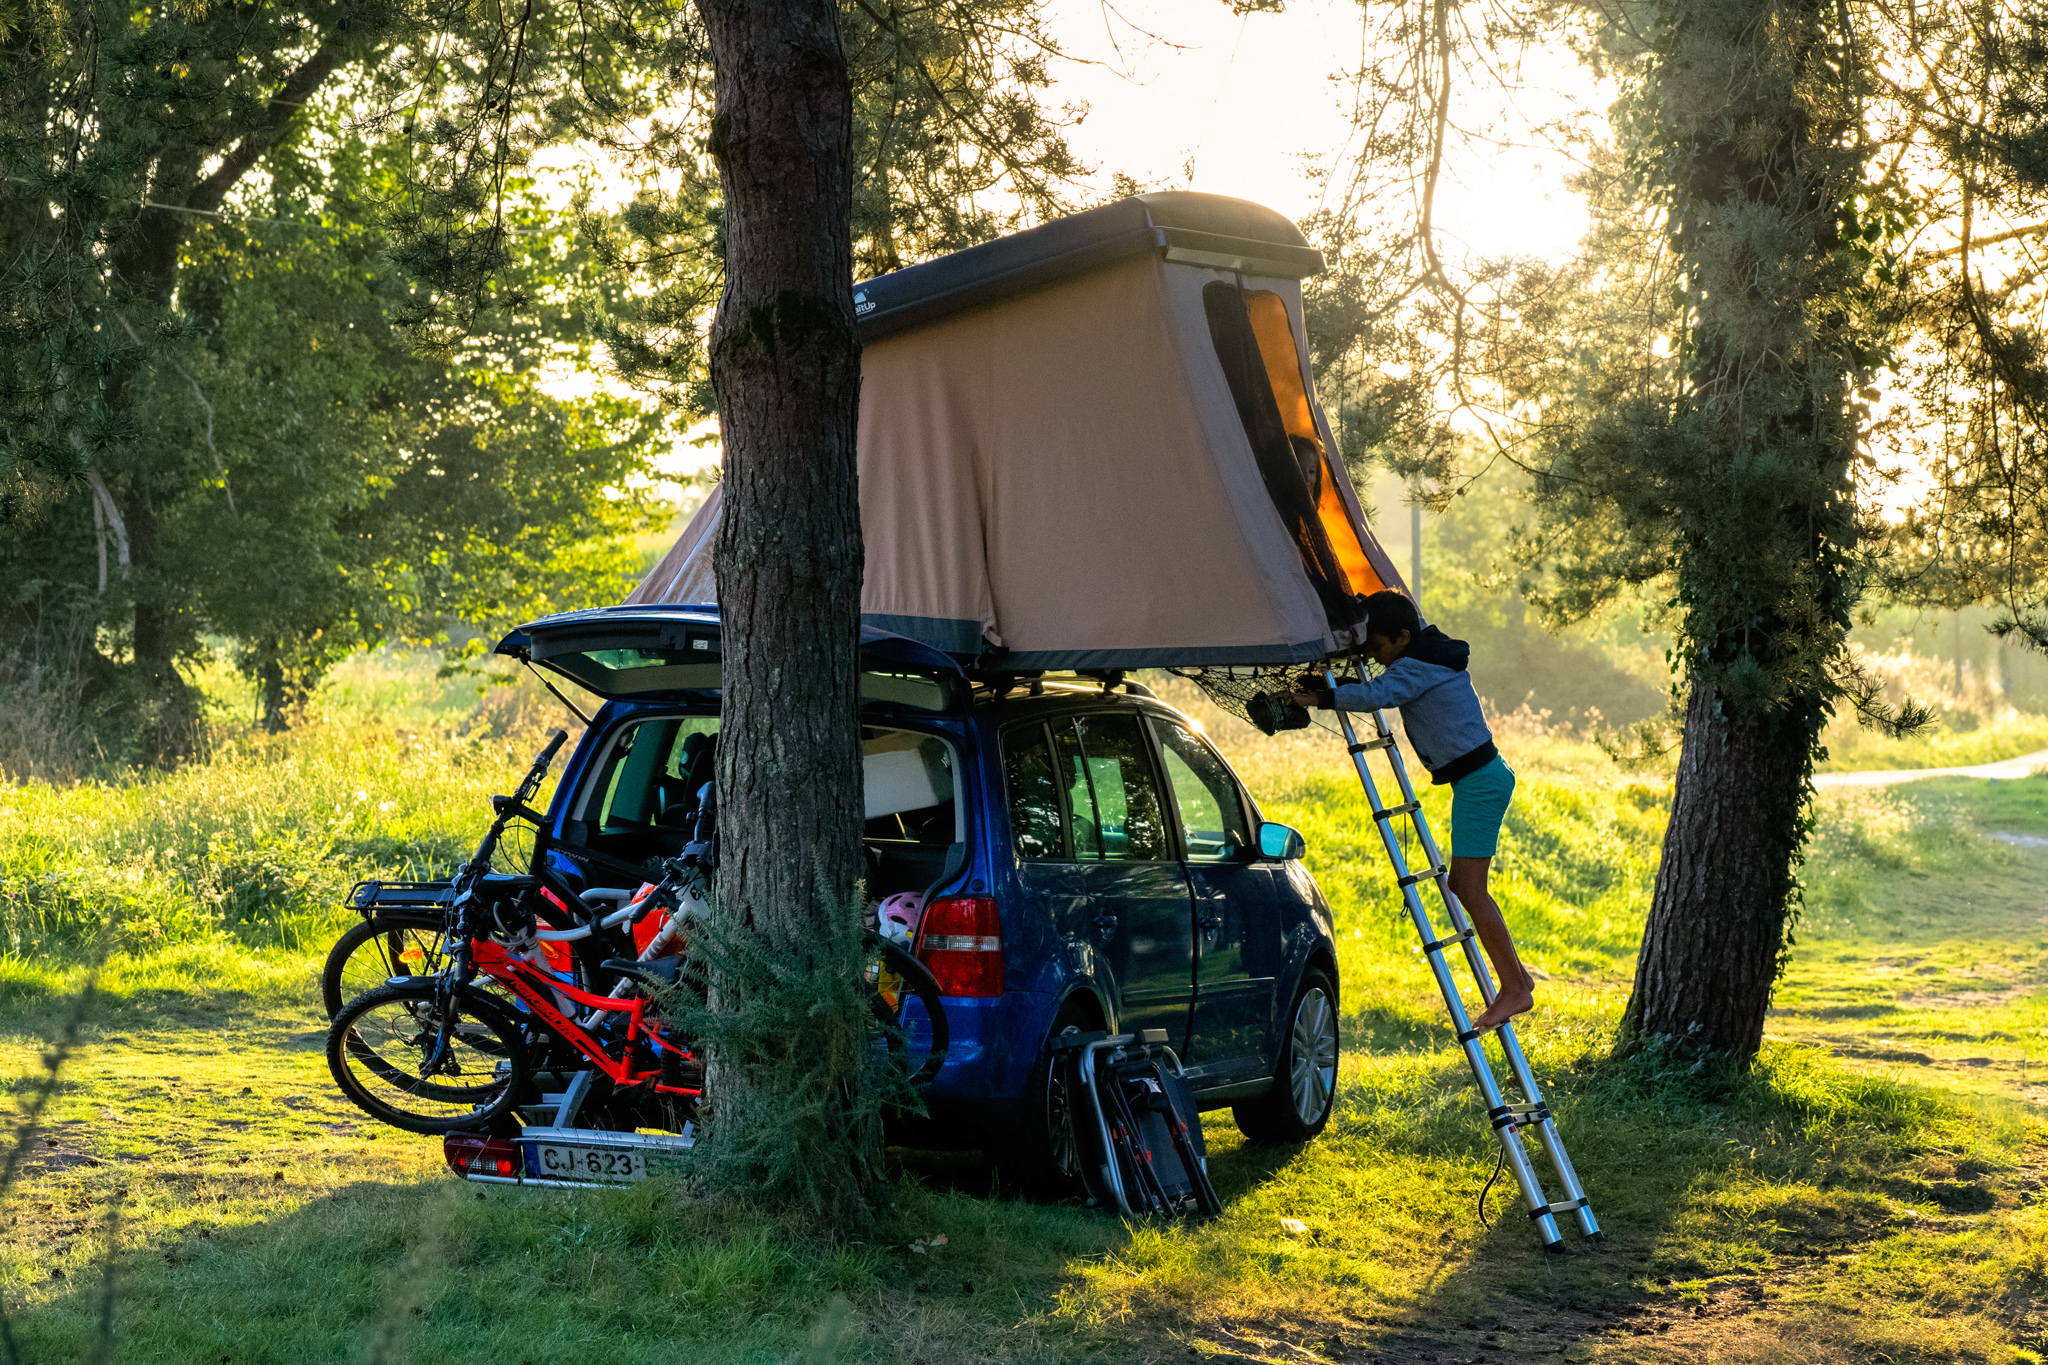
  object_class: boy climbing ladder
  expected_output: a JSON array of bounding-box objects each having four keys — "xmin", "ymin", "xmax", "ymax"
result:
[{"xmin": 1294, "ymin": 590, "xmax": 1535, "ymax": 1032}]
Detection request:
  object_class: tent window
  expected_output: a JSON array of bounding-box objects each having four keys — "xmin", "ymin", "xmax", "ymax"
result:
[{"xmin": 1202, "ymin": 283, "xmax": 1382, "ymax": 627}]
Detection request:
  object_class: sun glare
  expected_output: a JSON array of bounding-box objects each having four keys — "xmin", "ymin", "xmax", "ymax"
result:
[{"xmin": 1040, "ymin": 0, "xmax": 1598, "ymax": 264}]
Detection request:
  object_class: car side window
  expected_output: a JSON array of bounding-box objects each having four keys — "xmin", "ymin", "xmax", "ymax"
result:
[
  {"xmin": 1152, "ymin": 718, "xmax": 1253, "ymax": 862},
  {"xmin": 1002, "ymin": 723, "xmax": 1065, "ymax": 860},
  {"xmin": 1070, "ymin": 714, "xmax": 1170, "ymax": 861},
  {"xmin": 1050, "ymin": 721, "xmax": 1102, "ymax": 858}
]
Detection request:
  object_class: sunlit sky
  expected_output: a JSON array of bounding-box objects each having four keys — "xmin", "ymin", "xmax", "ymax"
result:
[
  {"xmin": 561, "ymin": 1, "xmax": 1605, "ymax": 483},
  {"xmin": 1040, "ymin": 0, "xmax": 1593, "ymax": 263}
]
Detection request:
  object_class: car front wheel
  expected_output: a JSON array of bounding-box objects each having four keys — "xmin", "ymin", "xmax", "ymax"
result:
[{"xmin": 1233, "ymin": 966, "xmax": 1338, "ymax": 1144}]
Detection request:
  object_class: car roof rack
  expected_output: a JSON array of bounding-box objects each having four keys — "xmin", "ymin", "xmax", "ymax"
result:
[{"xmin": 967, "ymin": 670, "xmax": 1157, "ymax": 703}]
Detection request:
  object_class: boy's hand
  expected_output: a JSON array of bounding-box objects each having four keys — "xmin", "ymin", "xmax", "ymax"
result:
[{"xmin": 1290, "ymin": 689, "xmax": 1328, "ymax": 709}]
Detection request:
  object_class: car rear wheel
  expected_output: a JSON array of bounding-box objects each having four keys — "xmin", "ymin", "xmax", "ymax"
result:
[
  {"xmin": 1233, "ymin": 966, "xmax": 1338, "ymax": 1144},
  {"xmin": 1002, "ymin": 997, "xmax": 1098, "ymax": 1199}
]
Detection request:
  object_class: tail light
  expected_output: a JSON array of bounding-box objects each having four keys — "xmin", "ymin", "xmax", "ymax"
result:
[
  {"xmin": 916, "ymin": 895, "xmax": 1004, "ymax": 997},
  {"xmin": 444, "ymin": 1133, "xmax": 520, "ymax": 1178}
]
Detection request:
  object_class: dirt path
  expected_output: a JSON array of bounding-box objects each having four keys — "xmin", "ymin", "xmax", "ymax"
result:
[{"xmin": 1813, "ymin": 746, "xmax": 2048, "ymax": 788}]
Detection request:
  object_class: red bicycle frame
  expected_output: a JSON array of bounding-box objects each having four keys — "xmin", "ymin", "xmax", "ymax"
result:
[{"xmin": 470, "ymin": 938, "xmax": 701, "ymax": 1098}]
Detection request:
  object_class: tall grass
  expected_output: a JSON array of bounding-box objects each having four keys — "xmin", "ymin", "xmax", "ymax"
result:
[
  {"xmin": 1173, "ymin": 679, "xmax": 1665, "ymax": 1010},
  {"xmin": 1818, "ymin": 710, "xmax": 2048, "ymax": 771},
  {"xmin": 0, "ymin": 719, "xmax": 539, "ymax": 961}
]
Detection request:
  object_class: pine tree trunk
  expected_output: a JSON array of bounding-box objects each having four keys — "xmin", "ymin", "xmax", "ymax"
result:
[
  {"xmin": 1616, "ymin": 0, "xmax": 1860, "ymax": 1065},
  {"xmin": 1623, "ymin": 680, "xmax": 1810, "ymax": 1058},
  {"xmin": 695, "ymin": 0, "xmax": 872, "ymax": 1229}
]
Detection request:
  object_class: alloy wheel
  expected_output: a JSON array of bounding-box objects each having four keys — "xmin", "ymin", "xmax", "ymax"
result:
[{"xmin": 1289, "ymin": 986, "xmax": 1338, "ymax": 1124}]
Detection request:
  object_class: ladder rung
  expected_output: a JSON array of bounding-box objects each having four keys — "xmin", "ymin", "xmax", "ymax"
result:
[
  {"xmin": 1338, "ymin": 715, "xmax": 1598, "ymax": 1251},
  {"xmin": 1527, "ymin": 1197, "xmax": 1589, "ymax": 1219},
  {"xmin": 1419, "ymin": 926, "xmax": 1473, "ymax": 954},
  {"xmin": 1488, "ymin": 1101, "xmax": 1552, "ymax": 1130}
]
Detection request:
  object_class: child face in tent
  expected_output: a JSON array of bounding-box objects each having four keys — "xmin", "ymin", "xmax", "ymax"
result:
[{"xmin": 1361, "ymin": 627, "xmax": 1414, "ymax": 670}]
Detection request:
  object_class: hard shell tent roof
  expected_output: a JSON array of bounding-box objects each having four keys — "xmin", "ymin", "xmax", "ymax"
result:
[{"xmin": 630, "ymin": 191, "xmax": 1405, "ymax": 669}]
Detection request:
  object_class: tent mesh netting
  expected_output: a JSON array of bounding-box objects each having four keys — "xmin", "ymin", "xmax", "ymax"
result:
[{"xmin": 1165, "ymin": 664, "xmax": 1346, "ymax": 735}]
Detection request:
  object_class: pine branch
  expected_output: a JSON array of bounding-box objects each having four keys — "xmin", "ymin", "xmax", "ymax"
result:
[{"xmin": 183, "ymin": 41, "xmax": 347, "ymax": 217}]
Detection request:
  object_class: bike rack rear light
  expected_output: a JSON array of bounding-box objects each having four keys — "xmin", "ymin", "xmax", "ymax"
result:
[
  {"xmin": 916, "ymin": 895, "xmax": 1004, "ymax": 997},
  {"xmin": 444, "ymin": 1133, "xmax": 520, "ymax": 1179}
]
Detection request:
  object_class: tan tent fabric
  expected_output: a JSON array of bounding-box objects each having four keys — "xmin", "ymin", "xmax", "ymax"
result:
[
  {"xmin": 631, "ymin": 230, "xmax": 1404, "ymax": 669},
  {"xmin": 627, "ymin": 482, "xmax": 721, "ymax": 606}
]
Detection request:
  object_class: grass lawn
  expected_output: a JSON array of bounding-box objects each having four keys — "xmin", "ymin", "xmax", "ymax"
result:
[
  {"xmin": 1814, "ymin": 712, "xmax": 2048, "ymax": 773},
  {"xmin": 5, "ymin": 686, "xmax": 2048, "ymax": 1362}
]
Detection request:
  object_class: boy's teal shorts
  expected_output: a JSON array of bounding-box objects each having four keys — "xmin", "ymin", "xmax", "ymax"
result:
[{"xmin": 1449, "ymin": 755, "xmax": 1515, "ymax": 859}]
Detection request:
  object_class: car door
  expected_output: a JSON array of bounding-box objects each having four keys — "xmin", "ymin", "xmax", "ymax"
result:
[
  {"xmin": 1051, "ymin": 712, "xmax": 1196, "ymax": 1046},
  {"xmin": 1151, "ymin": 715, "xmax": 1279, "ymax": 1081}
]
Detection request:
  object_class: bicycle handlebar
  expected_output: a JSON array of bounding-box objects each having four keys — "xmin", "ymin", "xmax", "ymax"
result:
[
  {"xmin": 447, "ymin": 730, "xmax": 576, "ymax": 952},
  {"xmin": 517, "ymin": 729, "xmax": 569, "ymax": 805}
]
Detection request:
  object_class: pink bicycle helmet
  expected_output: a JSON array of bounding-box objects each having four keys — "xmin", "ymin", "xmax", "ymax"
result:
[{"xmin": 877, "ymin": 892, "xmax": 926, "ymax": 948}]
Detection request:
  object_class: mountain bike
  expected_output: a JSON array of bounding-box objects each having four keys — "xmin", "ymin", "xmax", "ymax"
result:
[
  {"xmin": 325, "ymin": 782, "xmax": 950, "ymax": 1135},
  {"xmin": 323, "ymin": 730, "xmax": 585, "ymax": 1017}
]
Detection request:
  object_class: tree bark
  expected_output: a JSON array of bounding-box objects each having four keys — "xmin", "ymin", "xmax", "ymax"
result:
[
  {"xmin": 1617, "ymin": 0, "xmax": 1858, "ymax": 1065},
  {"xmin": 695, "ymin": 0, "xmax": 871, "ymax": 1228},
  {"xmin": 1623, "ymin": 680, "xmax": 1810, "ymax": 1058}
]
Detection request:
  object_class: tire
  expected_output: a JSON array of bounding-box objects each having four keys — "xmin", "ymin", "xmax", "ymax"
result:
[
  {"xmin": 322, "ymin": 914, "xmax": 447, "ymax": 1018},
  {"xmin": 1233, "ymin": 967, "xmax": 1339, "ymax": 1145},
  {"xmin": 327, "ymin": 980, "xmax": 530, "ymax": 1134},
  {"xmin": 864, "ymin": 936, "xmax": 951, "ymax": 1087},
  {"xmin": 1003, "ymin": 997, "xmax": 1099, "ymax": 1199}
]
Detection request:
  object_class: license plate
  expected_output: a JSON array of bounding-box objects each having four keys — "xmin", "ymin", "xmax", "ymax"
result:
[{"xmin": 530, "ymin": 1143, "xmax": 647, "ymax": 1182}]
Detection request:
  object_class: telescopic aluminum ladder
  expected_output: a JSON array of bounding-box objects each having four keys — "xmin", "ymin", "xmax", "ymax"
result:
[{"xmin": 1324, "ymin": 678, "xmax": 1601, "ymax": 1251}]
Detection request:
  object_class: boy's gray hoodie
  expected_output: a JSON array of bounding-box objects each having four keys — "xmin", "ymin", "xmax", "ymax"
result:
[{"xmin": 1323, "ymin": 626, "xmax": 1497, "ymax": 785}]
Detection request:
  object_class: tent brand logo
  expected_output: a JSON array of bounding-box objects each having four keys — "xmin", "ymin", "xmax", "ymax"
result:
[{"xmin": 854, "ymin": 290, "xmax": 875, "ymax": 316}]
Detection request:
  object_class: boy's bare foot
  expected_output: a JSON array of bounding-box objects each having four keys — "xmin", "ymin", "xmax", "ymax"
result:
[{"xmin": 1469, "ymin": 976, "xmax": 1535, "ymax": 1032}]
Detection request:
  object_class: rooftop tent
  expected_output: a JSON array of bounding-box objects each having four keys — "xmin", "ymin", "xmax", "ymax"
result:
[{"xmin": 628, "ymin": 191, "xmax": 1405, "ymax": 669}]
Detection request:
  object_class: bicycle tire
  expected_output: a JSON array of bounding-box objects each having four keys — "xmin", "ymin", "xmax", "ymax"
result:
[
  {"xmin": 327, "ymin": 979, "xmax": 532, "ymax": 1134},
  {"xmin": 865, "ymin": 935, "xmax": 950, "ymax": 1087},
  {"xmin": 322, "ymin": 913, "xmax": 448, "ymax": 1018}
]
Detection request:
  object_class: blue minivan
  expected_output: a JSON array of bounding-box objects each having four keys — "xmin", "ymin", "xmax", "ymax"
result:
[{"xmin": 500, "ymin": 604, "xmax": 1341, "ymax": 1184}]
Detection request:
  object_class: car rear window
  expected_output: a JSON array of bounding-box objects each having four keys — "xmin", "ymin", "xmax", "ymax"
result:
[
  {"xmin": 1002, "ymin": 724, "xmax": 1064, "ymax": 860},
  {"xmin": 1002, "ymin": 713, "xmax": 1171, "ymax": 863}
]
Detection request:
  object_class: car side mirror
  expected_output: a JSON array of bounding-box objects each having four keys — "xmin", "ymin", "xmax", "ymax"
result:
[{"xmin": 1258, "ymin": 822, "xmax": 1305, "ymax": 861}]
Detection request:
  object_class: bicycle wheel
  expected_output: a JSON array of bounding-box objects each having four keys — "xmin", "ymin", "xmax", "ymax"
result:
[
  {"xmin": 327, "ymin": 980, "xmax": 531, "ymax": 1133},
  {"xmin": 865, "ymin": 935, "xmax": 950, "ymax": 1087},
  {"xmin": 322, "ymin": 914, "xmax": 447, "ymax": 1018}
]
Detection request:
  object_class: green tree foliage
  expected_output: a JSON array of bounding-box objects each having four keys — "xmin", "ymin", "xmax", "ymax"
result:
[
  {"xmin": 1856, "ymin": 5, "xmax": 2048, "ymax": 650},
  {"xmin": 343, "ymin": 0, "xmax": 1085, "ymax": 1226},
  {"xmin": 1303, "ymin": 0, "xmax": 1594, "ymax": 488},
  {"xmin": 0, "ymin": 0, "xmax": 398, "ymax": 757},
  {"xmin": 1309, "ymin": 0, "xmax": 2048, "ymax": 1060},
  {"xmin": 0, "ymin": 86, "xmax": 663, "ymax": 756},
  {"xmin": 1532, "ymin": 0, "xmax": 1875, "ymax": 1059},
  {"xmin": 376, "ymin": 0, "xmax": 1082, "ymax": 413}
]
